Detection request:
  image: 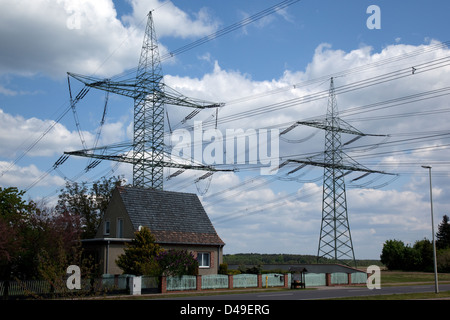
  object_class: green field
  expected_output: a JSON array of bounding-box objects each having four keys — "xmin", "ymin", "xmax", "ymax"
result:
[{"xmin": 377, "ymin": 270, "xmax": 450, "ymax": 285}]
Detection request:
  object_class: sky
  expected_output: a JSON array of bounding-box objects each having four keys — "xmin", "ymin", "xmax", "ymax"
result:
[{"xmin": 1, "ymin": 0, "xmax": 450, "ymax": 259}]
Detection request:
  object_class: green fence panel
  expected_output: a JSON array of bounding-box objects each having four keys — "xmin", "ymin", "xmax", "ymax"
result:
[
  {"xmin": 167, "ymin": 275, "xmax": 196, "ymax": 291},
  {"xmin": 263, "ymin": 273, "xmax": 285, "ymax": 287},
  {"xmin": 331, "ymin": 272, "xmax": 348, "ymax": 285},
  {"xmin": 305, "ymin": 273, "xmax": 326, "ymax": 287},
  {"xmin": 233, "ymin": 274, "xmax": 258, "ymax": 288},
  {"xmin": 202, "ymin": 274, "xmax": 228, "ymax": 289},
  {"xmin": 351, "ymin": 272, "xmax": 367, "ymax": 284}
]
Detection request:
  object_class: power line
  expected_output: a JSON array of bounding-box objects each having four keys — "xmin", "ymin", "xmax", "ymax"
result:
[{"xmin": 111, "ymin": 0, "xmax": 302, "ymax": 82}]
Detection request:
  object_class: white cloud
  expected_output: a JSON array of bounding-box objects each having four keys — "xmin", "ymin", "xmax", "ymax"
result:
[
  {"xmin": 0, "ymin": 0, "xmax": 219, "ymax": 78},
  {"xmin": 122, "ymin": 0, "xmax": 219, "ymax": 39},
  {"xmin": 0, "ymin": 161, "xmax": 65, "ymax": 190},
  {"xmin": 0, "ymin": 108, "xmax": 92, "ymax": 157}
]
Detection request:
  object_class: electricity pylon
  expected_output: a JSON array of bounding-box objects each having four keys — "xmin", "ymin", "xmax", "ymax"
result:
[
  {"xmin": 286, "ymin": 77, "xmax": 395, "ymax": 267},
  {"xmin": 65, "ymin": 11, "xmax": 226, "ymax": 190}
]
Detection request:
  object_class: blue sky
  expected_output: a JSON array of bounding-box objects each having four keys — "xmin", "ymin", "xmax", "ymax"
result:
[{"xmin": 1, "ymin": 0, "xmax": 450, "ymax": 259}]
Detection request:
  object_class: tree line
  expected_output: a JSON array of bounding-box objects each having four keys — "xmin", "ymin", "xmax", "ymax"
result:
[
  {"xmin": 0, "ymin": 176, "xmax": 124, "ymax": 283},
  {"xmin": 223, "ymin": 253, "xmax": 382, "ymax": 267},
  {"xmin": 381, "ymin": 215, "xmax": 450, "ymax": 272},
  {"xmin": 0, "ymin": 176, "xmax": 205, "ymax": 286}
]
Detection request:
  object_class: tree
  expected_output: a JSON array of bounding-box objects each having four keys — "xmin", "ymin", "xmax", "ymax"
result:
[
  {"xmin": 436, "ymin": 215, "xmax": 450, "ymax": 250},
  {"xmin": 0, "ymin": 187, "xmax": 35, "ymax": 280},
  {"xmin": 116, "ymin": 227, "xmax": 161, "ymax": 276},
  {"xmin": 437, "ymin": 248, "xmax": 450, "ymax": 273},
  {"xmin": 380, "ymin": 239, "xmax": 406, "ymax": 270},
  {"xmin": 56, "ymin": 176, "xmax": 125, "ymax": 239},
  {"xmin": 157, "ymin": 249, "xmax": 199, "ymax": 276},
  {"xmin": 413, "ymin": 239, "xmax": 433, "ymax": 272},
  {"xmin": 0, "ymin": 186, "xmax": 87, "ymax": 281},
  {"xmin": 380, "ymin": 238, "xmax": 435, "ymax": 272}
]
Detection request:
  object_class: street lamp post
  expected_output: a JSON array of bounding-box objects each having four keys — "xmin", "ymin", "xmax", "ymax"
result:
[{"xmin": 422, "ymin": 165, "xmax": 439, "ymax": 294}]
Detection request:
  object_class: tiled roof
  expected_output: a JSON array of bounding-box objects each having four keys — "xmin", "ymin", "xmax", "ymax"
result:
[{"xmin": 116, "ymin": 186, "xmax": 225, "ymax": 246}]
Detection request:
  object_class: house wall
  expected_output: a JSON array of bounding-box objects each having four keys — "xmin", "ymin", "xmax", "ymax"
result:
[
  {"xmin": 104, "ymin": 241, "xmax": 130, "ymax": 275},
  {"xmin": 160, "ymin": 244, "xmax": 224, "ymax": 276},
  {"xmin": 85, "ymin": 242, "xmax": 224, "ymax": 276},
  {"xmin": 96, "ymin": 189, "xmax": 135, "ymax": 239}
]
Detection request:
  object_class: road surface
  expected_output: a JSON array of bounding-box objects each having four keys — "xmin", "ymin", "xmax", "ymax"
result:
[{"xmin": 158, "ymin": 283, "xmax": 450, "ymax": 300}]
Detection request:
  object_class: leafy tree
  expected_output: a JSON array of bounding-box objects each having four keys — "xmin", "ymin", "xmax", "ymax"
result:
[
  {"xmin": 380, "ymin": 238, "xmax": 435, "ymax": 271},
  {"xmin": 0, "ymin": 187, "xmax": 36, "ymax": 280},
  {"xmin": 116, "ymin": 227, "xmax": 161, "ymax": 276},
  {"xmin": 436, "ymin": 215, "xmax": 450, "ymax": 250},
  {"xmin": 157, "ymin": 249, "xmax": 199, "ymax": 276},
  {"xmin": 437, "ymin": 248, "xmax": 450, "ymax": 273},
  {"xmin": 412, "ymin": 239, "xmax": 433, "ymax": 272},
  {"xmin": 56, "ymin": 176, "xmax": 125, "ymax": 239},
  {"xmin": 0, "ymin": 187, "xmax": 85, "ymax": 283},
  {"xmin": 380, "ymin": 239, "xmax": 406, "ymax": 270}
]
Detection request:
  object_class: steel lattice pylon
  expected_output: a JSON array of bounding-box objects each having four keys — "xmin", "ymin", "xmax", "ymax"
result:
[
  {"xmin": 65, "ymin": 12, "xmax": 227, "ymax": 190},
  {"xmin": 284, "ymin": 77, "xmax": 395, "ymax": 267},
  {"xmin": 133, "ymin": 11, "xmax": 165, "ymax": 189},
  {"xmin": 318, "ymin": 77, "xmax": 355, "ymax": 266}
]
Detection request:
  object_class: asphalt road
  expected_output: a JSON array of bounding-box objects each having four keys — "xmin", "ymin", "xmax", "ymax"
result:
[{"xmin": 159, "ymin": 283, "xmax": 450, "ymax": 300}]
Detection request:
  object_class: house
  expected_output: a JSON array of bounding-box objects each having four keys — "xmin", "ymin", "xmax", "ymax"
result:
[{"xmin": 82, "ymin": 186, "xmax": 225, "ymax": 276}]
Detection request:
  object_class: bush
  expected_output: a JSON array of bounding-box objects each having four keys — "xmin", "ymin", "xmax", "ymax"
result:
[
  {"xmin": 218, "ymin": 263, "xmax": 228, "ymax": 275},
  {"xmin": 157, "ymin": 249, "xmax": 198, "ymax": 276},
  {"xmin": 437, "ymin": 249, "xmax": 450, "ymax": 273}
]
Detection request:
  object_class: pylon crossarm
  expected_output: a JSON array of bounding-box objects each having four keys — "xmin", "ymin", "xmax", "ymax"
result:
[
  {"xmin": 296, "ymin": 119, "xmax": 386, "ymax": 137},
  {"xmin": 164, "ymin": 85, "xmax": 225, "ymax": 109},
  {"xmin": 286, "ymin": 159, "xmax": 395, "ymax": 176},
  {"xmin": 67, "ymin": 72, "xmax": 224, "ymax": 109},
  {"xmin": 64, "ymin": 149, "xmax": 234, "ymax": 173},
  {"xmin": 67, "ymin": 72, "xmax": 137, "ymax": 98}
]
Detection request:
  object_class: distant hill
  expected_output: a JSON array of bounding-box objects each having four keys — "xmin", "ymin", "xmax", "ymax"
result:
[{"xmin": 223, "ymin": 253, "xmax": 382, "ymax": 267}]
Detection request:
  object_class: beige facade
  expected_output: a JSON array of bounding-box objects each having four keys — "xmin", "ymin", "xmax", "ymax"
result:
[{"xmin": 83, "ymin": 239, "xmax": 224, "ymax": 276}]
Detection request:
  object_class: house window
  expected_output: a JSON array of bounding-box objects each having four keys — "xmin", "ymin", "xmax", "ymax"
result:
[
  {"xmin": 117, "ymin": 218, "xmax": 124, "ymax": 238},
  {"xmin": 104, "ymin": 221, "xmax": 110, "ymax": 235},
  {"xmin": 197, "ymin": 252, "xmax": 210, "ymax": 268}
]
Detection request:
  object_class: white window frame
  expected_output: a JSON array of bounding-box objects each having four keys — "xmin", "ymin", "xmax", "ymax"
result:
[{"xmin": 197, "ymin": 252, "xmax": 211, "ymax": 268}]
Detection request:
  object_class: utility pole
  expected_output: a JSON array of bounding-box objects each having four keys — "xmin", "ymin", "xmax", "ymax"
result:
[{"xmin": 422, "ymin": 165, "xmax": 439, "ymax": 294}]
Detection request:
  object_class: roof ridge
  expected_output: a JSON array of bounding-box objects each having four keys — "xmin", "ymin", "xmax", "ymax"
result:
[{"xmin": 118, "ymin": 185, "xmax": 198, "ymax": 197}]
